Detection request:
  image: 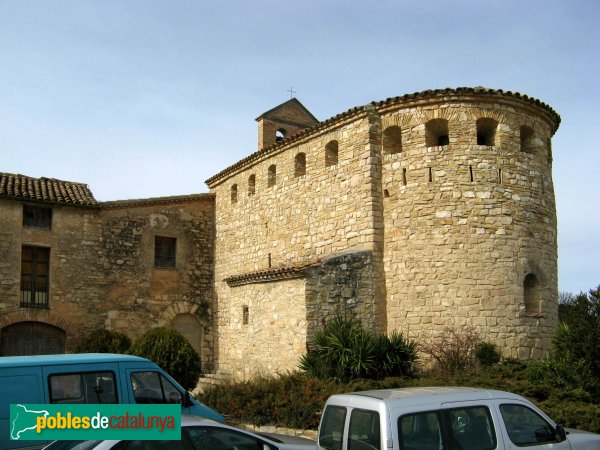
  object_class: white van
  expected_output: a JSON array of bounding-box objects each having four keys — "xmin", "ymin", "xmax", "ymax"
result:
[{"xmin": 318, "ymin": 387, "xmax": 600, "ymax": 450}]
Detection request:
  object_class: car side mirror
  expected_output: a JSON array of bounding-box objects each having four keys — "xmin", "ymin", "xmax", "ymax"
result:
[
  {"xmin": 182, "ymin": 391, "xmax": 193, "ymax": 407},
  {"xmin": 555, "ymin": 424, "xmax": 567, "ymax": 442}
]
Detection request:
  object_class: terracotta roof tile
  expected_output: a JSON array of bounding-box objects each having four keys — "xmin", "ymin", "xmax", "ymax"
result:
[
  {"xmin": 224, "ymin": 259, "xmax": 322, "ymax": 287},
  {"xmin": 0, "ymin": 172, "xmax": 99, "ymax": 207}
]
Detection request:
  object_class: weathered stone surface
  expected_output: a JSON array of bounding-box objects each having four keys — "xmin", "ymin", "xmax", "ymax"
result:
[{"xmin": 1, "ymin": 88, "xmax": 560, "ymax": 379}]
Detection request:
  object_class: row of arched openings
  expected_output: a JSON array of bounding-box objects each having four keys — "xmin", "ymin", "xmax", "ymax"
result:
[
  {"xmin": 382, "ymin": 119, "xmax": 545, "ymax": 157},
  {"xmin": 231, "ymin": 140, "xmax": 339, "ymax": 203}
]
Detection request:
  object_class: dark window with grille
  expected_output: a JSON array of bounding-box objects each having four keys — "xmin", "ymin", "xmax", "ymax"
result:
[
  {"xmin": 21, "ymin": 246, "xmax": 50, "ymax": 308},
  {"xmin": 23, "ymin": 205, "xmax": 52, "ymax": 229},
  {"xmin": 154, "ymin": 236, "xmax": 176, "ymax": 268}
]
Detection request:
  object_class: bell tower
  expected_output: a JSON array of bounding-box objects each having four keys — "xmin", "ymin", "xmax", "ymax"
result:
[{"xmin": 256, "ymin": 98, "xmax": 318, "ymax": 150}]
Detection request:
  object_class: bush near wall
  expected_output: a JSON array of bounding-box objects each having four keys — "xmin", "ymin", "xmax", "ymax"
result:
[
  {"xmin": 74, "ymin": 329, "xmax": 131, "ymax": 354},
  {"xmin": 130, "ymin": 327, "xmax": 201, "ymax": 390},
  {"xmin": 198, "ymin": 362, "xmax": 600, "ymax": 433}
]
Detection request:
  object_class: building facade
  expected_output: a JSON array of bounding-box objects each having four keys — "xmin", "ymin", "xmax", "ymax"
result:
[{"xmin": 1, "ymin": 87, "xmax": 560, "ymax": 380}]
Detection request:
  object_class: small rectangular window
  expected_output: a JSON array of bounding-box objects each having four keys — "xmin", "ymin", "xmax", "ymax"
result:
[
  {"xmin": 23, "ymin": 205, "xmax": 52, "ymax": 229},
  {"xmin": 154, "ymin": 236, "xmax": 176, "ymax": 268},
  {"xmin": 49, "ymin": 371, "xmax": 118, "ymax": 404}
]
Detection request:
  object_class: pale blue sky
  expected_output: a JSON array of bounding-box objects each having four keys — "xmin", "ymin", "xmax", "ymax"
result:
[{"xmin": 0, "ymin": 0, "xmax": 598, "ymax": 294}]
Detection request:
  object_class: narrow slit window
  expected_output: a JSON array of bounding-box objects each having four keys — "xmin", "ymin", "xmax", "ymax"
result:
[
  {"xmin": 248, "ymin": 174, "xmax": 256, "ymax": 196},
  {"xmin": 469, "ymin": 166, "xmax": 474, "ymax": 182},
  {"xmin": 242, "ymin": 305, "xmax": 249, "ymax": 325},
  {"xmin": 295, "ymin": 152, "xmax": 306, "ymax": 177},
  {"xmin": 231, "ymin": 184, "xmax": 238, "ymax": 204},
  {"xmin": 428, "ymin": 167, "xmax": 433, "ymax": 183},
  {"xmin": 268, "ymin": 165, "xmax": 277, "ymax": 187},
  {"xmin": 402, "ymin": 168, "xmax": 407, "ymax": 186},
  {"xmin": 325, "ymin": 140, "xmax": 339, "ymax": 166}
]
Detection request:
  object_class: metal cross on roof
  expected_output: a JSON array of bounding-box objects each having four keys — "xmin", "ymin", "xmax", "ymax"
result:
[{"xmin": 287, "ymin": 87, "xmax": 296, "ymax": 98}]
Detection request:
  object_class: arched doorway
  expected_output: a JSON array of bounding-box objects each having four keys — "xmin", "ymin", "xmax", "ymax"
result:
[
  {"xmin": 171, "ymin": 313, "xmax": 202, "ymax": 358},
  {"xmin": 0, "ymin": 321, "xmax": 65, "ymax": 356}
]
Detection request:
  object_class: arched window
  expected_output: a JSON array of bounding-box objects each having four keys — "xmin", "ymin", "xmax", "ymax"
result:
[
  {"xmin": 523, "ymin": 273, "xmax": 540, "ymax": 313},
  {"xmin": 294, "ymin": 152, "xmax": 306, "ymax": 177},
  {"xmin": 276, "ymin": 128, "xmax": 287, "ymax": 142},
  {"xmin": 520, "ymin": 126, "xmax": 535, "ymax": 154},
  {"xmin": 476, "ymin": 118, "xmax": 498, "ymax": 146},
  {"xmin": 325, "ymin": 140, "xmax": 339, "ymax": 166},
  {"xmin": 230, "ymin": 184, "xmax": 238, "ymax": 204},
  {"xmin": 248, "ymin": 174, "xmax": 256, "ymax": 196},
  {"xmin": 425, "ymin": 119, "xmax": 449, "ymax": 147},
  {"xmin": 383, "ymin": 126, "xmax": 402, "ymax": 154},
  {"xmin": 268, "ymin": 164, "xmax": 277, "ymax": 187}
]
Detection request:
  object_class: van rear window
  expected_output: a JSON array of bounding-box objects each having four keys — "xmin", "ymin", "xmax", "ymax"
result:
[
  {"xmin": 319, "ymin": 405, "xmax": 347, "ymax": 450},
  {"xmin": 49, "ymin": 371, "xmax": 117, "ymax": 404}
]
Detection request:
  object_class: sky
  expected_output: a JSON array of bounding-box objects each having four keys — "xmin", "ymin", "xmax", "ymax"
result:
[{"xmin": 0, "ymin": 0, "xmax": 598, "ymax": 294}]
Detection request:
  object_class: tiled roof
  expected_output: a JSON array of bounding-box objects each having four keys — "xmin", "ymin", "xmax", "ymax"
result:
[
  {"xmin": 224, "ymin": 259, "xmax": 321, "ymax": 287},
  {"xmin": 206, "ymin": 86, "xmax": 561, "ymax": 187},
  {"xmin": 0, "ymin": 172, "xmax": 99, "ymax": 207},
  {"xmin": 101, "ymin": 193, "xmax": 214, "ymax": 209}
]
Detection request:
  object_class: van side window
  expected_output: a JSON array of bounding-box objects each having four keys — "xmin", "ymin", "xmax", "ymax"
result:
[
  {"xmin": 131, "ymin": 371, "xmax": 182, "ymax": 404},
  {"xmin": 445, "ymin": 406, "xmax": 496, "ymax": 450},
  {"xmin": 49, "ymin": 372, "xmax": 117, "ymax": 404},
  {"xmin": 499, "ymin": 404, "xmax": 556, "ymax": 446},
  {"xmin": 319, "ymin": 405, "xmax": 347, "ymax": 450},
  {"xmin": 399, "ymin": 411, "xmax": 442, "ymax": 450},
  {"xmin": 349, "ymin": 409, "xmax": 381, "ymax": 450}
]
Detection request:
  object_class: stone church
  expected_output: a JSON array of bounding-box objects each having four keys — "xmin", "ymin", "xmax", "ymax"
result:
[{"xmin": 0, "ymin": 87, "xmax": 560, "ymax": 380}]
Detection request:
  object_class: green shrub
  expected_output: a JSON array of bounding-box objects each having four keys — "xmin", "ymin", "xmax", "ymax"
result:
[
  {"xmin": 130, "ymin": 327, "xmax": 201, "ymax": 390},
  {"xmin": 200, "ymin": 372, "xmax": 338, "ymax": 429},
  {"xmin": 299, "ymin": 316, "xmax": 417, "ymax": 382},
  {"xmin": 475, "ymin": 341, "xmax": 501, "ymax": 366},
  {"xmin": 74, "ymin": 329, "xmax": 131, "ymax": 354},
  {"xmin": 375, "ymin": 331, "xmax": 419, "ymax": 378},
  {"xmin": 200, "ymin": 361, "xmax": 600, "ymax": 434}
]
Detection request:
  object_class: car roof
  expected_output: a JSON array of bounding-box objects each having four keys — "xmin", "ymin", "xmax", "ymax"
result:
[
  {"xmin": 0, "ymin": 353, "xmax": 150, "ymax": 367},
  {"xmin": 329, "ymin": 387, "xmax": 524, "ymax": 404}
]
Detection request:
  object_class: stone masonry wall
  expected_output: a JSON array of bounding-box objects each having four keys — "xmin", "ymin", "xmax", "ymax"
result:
[
  {"xmin": 0, "ymin": 196, "xmax": 216, "ymax": 369},
  {"xmin": 98, "ymin": 197, "xmax": 215, "ymax": 370},
  {"xmin": 210, "ymin": 89, "xmax": 560, "ymax": 378},
  {"xmin": 0, "ymin": 200, "xmax": 104, "ymax": 351},
  {"xmin": 379, "ymin": 97, "xmax": 558, "ymax": 359},
  {"xmin": 217, "ymin": 278, "xmax": 307, "ymax": 380},
  {"xmin": 305, "ymin": 249, "xmax": 376, "ymax": 335},
  {"xmin": 211, "ymin": 113, "xmax": 387, "ymax": 378}
]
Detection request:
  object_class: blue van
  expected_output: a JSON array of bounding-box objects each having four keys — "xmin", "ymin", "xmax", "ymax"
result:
[{"xmin": 0, "ymin": 353, "xmax": 224, "ymax": 450}]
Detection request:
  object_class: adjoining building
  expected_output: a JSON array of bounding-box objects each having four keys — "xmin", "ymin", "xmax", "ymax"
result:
[{"xmin": 0, "ymin": 87, "xmax": 560, "ymax": 380}]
